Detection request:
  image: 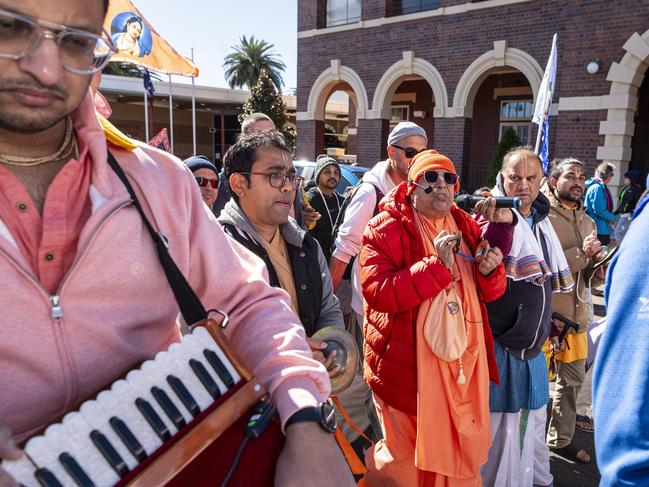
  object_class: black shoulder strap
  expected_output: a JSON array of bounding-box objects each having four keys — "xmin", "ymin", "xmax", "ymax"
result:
[{"xmin": 107, "ymin": 152, "xmax": 207, "ymax": 325}]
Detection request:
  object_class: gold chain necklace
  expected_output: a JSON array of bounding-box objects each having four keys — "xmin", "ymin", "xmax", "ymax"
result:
[
  {"xmin": 0, "ymin": 117, "xmax": 77, "ymax": 167},
  {"xmin": 519, "ymin": 207, "xmax": 532, "ymax": 217}
]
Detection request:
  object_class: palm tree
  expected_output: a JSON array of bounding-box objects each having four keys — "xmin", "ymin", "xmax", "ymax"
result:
[{"xmin": 223, "ymin": 36, "xmax": 286, "ymax": 91}]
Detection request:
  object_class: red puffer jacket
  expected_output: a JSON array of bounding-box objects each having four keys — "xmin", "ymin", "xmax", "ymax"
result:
[{"xmin": 360, "ymin": 182, "xmax": 506, "ymax": 416}]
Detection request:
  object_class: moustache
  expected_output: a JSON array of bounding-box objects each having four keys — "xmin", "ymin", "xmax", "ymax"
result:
[{"xmin": 0, "ymin": 79, "xmax": 67, "ymax": 99}]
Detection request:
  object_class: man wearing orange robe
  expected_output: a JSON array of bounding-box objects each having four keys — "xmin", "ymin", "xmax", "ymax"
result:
[{"xmin": 360, "ymin": 150, "xmax": 514, "ymax": 485}]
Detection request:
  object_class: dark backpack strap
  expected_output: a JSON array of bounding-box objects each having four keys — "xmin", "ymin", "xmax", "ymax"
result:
[{"xmin": 106, "ymin": 151, "xmax": 207, "ymax": 325}]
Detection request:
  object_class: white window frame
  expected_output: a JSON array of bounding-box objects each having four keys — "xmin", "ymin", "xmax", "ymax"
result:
[
  {"xmin": 499, "ymin": 99, "xmax": 532, "ymax": 145},
  {"xmin": 389, "ymin": 104, "xmax": 410, "ymax": 130}
]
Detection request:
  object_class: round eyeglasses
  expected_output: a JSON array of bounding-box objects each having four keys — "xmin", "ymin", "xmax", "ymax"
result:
[
  {"xmin": 239, "ymin": 172, "xmax": 304, "ymax": 189},
  {"xmin": 0, "ymin": 8, "xmax": 117, "ymax": 74}
]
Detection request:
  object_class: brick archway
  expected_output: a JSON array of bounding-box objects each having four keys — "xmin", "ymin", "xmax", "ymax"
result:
[
  {"xmin": 597, "ymin": 29, "xmax": 649, "ymax": 193},
  {"xmin": 369, "ymin": 51, "xmax": 449, "ymax": 119},
  {"xmin": 300, "ymin": 59, "xmax": 368, "ymax": 122},
  {"xmin": 452, "ymin": 40, "xmax": 543, "ymax": 118}
]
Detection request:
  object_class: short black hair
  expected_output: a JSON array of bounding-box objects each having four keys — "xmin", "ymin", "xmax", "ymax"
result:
[
  {"xmin": 223, "ymin": 131, "xmax": 290, "ymax": 202},
  {"xmin": 549, "ymin": 158, "xmax": 584, "ymax": 180}
]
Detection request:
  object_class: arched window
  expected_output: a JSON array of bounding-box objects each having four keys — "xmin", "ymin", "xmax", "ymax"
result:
[{"xmin": 326, "ymin": 0, "xmax": 361, "ymax": 27}]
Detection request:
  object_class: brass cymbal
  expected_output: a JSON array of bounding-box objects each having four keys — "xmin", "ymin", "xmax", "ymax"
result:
[
  {"xmin": 311, "ymin": 326, "xmax": 359, "ymax": 395},
  {"xmin": 584, "ymin": 244, "xmax": 618, "ymax": 281}
]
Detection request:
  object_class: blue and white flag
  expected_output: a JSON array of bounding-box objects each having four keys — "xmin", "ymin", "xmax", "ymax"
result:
[
  {"xmin": 533, "ymin": 33, "xmax": 558, "ymax": 173},
  {"xmin": 143, "ymin": 68, "xmax": 156, "ymax": 97}
]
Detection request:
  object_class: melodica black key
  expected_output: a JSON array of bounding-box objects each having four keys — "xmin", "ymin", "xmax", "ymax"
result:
[
  {"xmin": 203, "ymin": 349, "xmax": 235, "ymax": 388},
  {"xmin": 167, "ymin": 375, "xmax": 201, "ymax": 417},
  {"xmin": 135, "ymin": 398, "xmax": 172, "ymax": 442},
  {"xmin": 89, "ymin": 430, "xmax": 129, "ymax": 478},
  {"xmin": 109, "ymin": 417, "xmax": 147, "ymax": 462},
  {"xmin": 189, "ymin": 358, "xmax": 222, "ymax": 400},
  {"xmin": 151, "ymin": 386, "xmax": 187, "ymax": 430},
  {"xmin": 34, "ymin": 467, "xmax": 64, "ymax": 487},
  {"xmin": 58, "ymin": 453, "xmax": 95, "ymax": 487}
]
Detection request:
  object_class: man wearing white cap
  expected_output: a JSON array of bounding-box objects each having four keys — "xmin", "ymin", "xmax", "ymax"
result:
[{"xmin": 329, "ymin": 122, "xmax": 428, "ymax": 341}]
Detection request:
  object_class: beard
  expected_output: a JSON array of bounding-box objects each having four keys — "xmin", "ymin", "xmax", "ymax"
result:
[{"xmin": 558, "ymin": 186, "xmax": 583, "ymax": 202}]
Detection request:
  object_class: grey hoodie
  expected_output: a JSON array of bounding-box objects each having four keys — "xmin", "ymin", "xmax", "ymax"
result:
[{"xmin": 218, "ymin": 199, "xmax": 343, "ymax": 334}]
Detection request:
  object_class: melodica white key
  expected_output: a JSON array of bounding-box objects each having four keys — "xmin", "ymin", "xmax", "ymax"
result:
[
  {"xmin": 140, "ymin": 358, "xmax": 193, "ymax": 427},
  {"xmin": 181, "ymin": 333, "xmax": 228, "ymax": 394},
  {"xmin": 56, "ymin": 414, "xmax": 120, "ymax": 487},
  {"xmin": 126, "ymin": 369, "xmax": 178, "ymax": 438},
  {"xmin": 161, "ymin": 344, "xmax": 213, "ymax": 411},
  {"xmin": 101, "ymin": 380, "xmax": 162, "ymax": 457},
  {"xmin": 1, "ymin": 454, "xmax": 40, "ymax": 487},
  {"xmin": 193, "ymin": 327, "xmax": 241, "ymax": 385},
  {"xmin": 79, "ymin": 399, "xmax": 139, "ymax": 472},
  {"xmin": 23, "ymin": 434, "xmax": 76, "ymax": 486}
]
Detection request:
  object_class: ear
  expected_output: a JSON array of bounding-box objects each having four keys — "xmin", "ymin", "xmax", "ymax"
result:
[
  {"xmin": 229, "ymin": 173, "xmax": 249, "ymax": 198},
  {"xmin": 386, "ymin": 145, "xmax": 396, "ymax": 162},
  {"xmin": 549, "ymin": 177, "xmax": 558, "ymax": 189}
]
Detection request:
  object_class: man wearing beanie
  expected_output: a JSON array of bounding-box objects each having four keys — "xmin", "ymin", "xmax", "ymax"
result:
[
  {"xmin": 306, "ymin": 155, "xmax": 345, "ymax": 263},
  {"xmin": 360, "ymin": 149, "xmax": 514, "ymax": 485},
  {"xmin": 329, "ymin": 121, "xmax": 428, "ymax": 346},
  {"xmin": 184, "ymin": 155, "xmax": 219, "ymax": 209}
]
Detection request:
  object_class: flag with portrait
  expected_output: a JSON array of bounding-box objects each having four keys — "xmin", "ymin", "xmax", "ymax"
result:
[{"xmin": 103, "ymin": 0, "xmax": 198, "ymax": 77}]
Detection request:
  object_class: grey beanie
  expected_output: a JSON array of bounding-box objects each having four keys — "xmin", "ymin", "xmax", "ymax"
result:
[
  {"xmin": 315, "ymin": 154, "xmax": 340, "ymax": 183},
  {"xmin": 184, "ymin": 155, "xmax": 218, "ymax": 175},
  {"xmin": 387, "ymin": 121, "xmax": 427, "ymax": 146}
]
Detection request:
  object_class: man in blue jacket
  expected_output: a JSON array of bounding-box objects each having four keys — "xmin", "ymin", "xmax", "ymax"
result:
[
  {"xmin": 594, "ymin": 193, "xmax": 649, "ymax": 486},
  {"xmin": 585, "ymin": 162, "xmax": 616, "ymax": 245}
]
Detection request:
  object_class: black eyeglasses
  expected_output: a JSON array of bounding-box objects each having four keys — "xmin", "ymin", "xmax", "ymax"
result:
[
  {"xmin": 239, "ymin": 172, "xmax": 304, "ymax": 189},
  {"xmin": 0, "ymin": 8, "xmax": 117, "ymax": 74},
  {"xmin": 195, "ymin": 177, "xmax": 218, "ymax": 189},
  {"xmin": 423, "ymin": 170, "xmax": 458, "ymax": 186},
  {"xmin": 392, "ymin": 144, "xmax": 424, "ymax": 159}
]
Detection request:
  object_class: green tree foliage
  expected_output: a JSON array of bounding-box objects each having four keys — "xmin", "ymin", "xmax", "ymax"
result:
[
  {"xmin": 240, "ymin": 70, "xmax": 295, "ymax": 151},
  {"xmin": 484, "ymin": 127, "xmax": 522, "ymax": 187},
  {"xmin": 223, "ymin": 35, "xmax": 286, "ymax": 91}
]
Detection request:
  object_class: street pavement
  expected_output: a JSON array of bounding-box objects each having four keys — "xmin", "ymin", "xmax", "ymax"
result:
[{"xmin": 548, "ymin": 290, "xmax": 605, "ymax": 487}]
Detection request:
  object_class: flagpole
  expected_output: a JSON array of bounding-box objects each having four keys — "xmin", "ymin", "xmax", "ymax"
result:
[
  {"xmin": 144, "ymin": 84, "xmax": 149, "ymax": 142},
  {"xmin": 190, "ymin": 48, "xmax": 197, "ymax": 156},
  {"xmin": 168, "ymin": 74, "xmax": 174, "ymax": 153},
  {"xmin": 534, "ymin": 118, "xmax": 543, "ymax": 155}
]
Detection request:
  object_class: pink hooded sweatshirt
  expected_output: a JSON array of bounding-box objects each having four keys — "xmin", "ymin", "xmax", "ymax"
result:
[{"xmin": 0, "ymin": 93, "xmax": 330, "ymax": 443}]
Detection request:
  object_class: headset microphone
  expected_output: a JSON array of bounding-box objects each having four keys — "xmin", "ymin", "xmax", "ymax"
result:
[{"xmin": 409, "ymin": 180, "xmax": 433, "ymax": 194}]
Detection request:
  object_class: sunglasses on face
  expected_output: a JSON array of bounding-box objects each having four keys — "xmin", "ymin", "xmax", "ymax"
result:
[
  {"xmin": 195, "ymin": 177, "xmax": 218, "ymax": 189},
  {"xmin": 392, "ymin": 144, "xmax": 424, "ymax": 159},
  {"xmin": 423, "ymin": 170, "xmax": 458, "ymax": 186}
]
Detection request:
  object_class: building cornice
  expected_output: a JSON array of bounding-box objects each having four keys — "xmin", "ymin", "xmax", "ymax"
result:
[{"xmin": 298, "ymin": 0, "xmax": 536, "ymax": 39}]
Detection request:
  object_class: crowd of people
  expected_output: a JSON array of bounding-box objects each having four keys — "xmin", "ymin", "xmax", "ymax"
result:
[{"xmin": 0, "ymin": 1, "xmax": 648, "ymax": 486}]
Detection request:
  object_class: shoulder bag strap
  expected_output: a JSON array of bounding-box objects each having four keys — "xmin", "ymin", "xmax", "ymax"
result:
[{"xmin": 106, "ymin": 151, "xmax": 207, "ymax": 325}]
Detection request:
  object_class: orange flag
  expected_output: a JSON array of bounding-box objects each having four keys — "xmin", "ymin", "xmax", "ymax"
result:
[{"xmin": 103, "ymin": 0, "xmax": 199, "ymax": 77}]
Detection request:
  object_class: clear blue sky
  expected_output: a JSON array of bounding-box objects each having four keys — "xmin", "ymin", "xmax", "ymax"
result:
[{"xmin": 133, "ymin": 0, "xmax": 298, "ymax": 92}]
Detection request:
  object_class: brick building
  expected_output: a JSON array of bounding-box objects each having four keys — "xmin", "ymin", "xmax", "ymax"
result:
[{"xmin": 296, "ymin": 0, "xmax": 649, "ymax": 193}]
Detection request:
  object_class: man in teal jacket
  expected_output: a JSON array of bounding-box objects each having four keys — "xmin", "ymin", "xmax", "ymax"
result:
[{"xmin": 585, "ymin": 162, "xmax": 616, "ymax": 245}]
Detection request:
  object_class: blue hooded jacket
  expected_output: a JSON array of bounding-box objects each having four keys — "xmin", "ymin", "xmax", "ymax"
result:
[
  {"xmin": 584, "ymin": 177, "xmax": 616, "ymax": 235},
  {"xmin": 594, "ymin": 197, "xmax": 649, "ymax": 486}
]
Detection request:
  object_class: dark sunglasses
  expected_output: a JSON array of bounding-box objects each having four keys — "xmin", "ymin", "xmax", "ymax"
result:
[
  {"xmin": 195, "ymin": 177, "xmax": 218, "ymax": 189},
  {"xmin": 423, "ymin": 170, "xmax": 458, "ymax": 186},
  {"xmin": 392, "ymin": 144, "xmax": 424, "ymax": 159}
]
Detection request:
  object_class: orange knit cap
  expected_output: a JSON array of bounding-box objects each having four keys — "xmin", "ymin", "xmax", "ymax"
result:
[{"xmin": 407, "ymin": 149, "xmax": 459, "ymax": 194}]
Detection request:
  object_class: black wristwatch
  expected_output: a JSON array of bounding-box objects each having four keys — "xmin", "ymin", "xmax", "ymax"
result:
[{"xmin": 285, "ymin": 402, "xmax": 337, "ymax": 433}]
